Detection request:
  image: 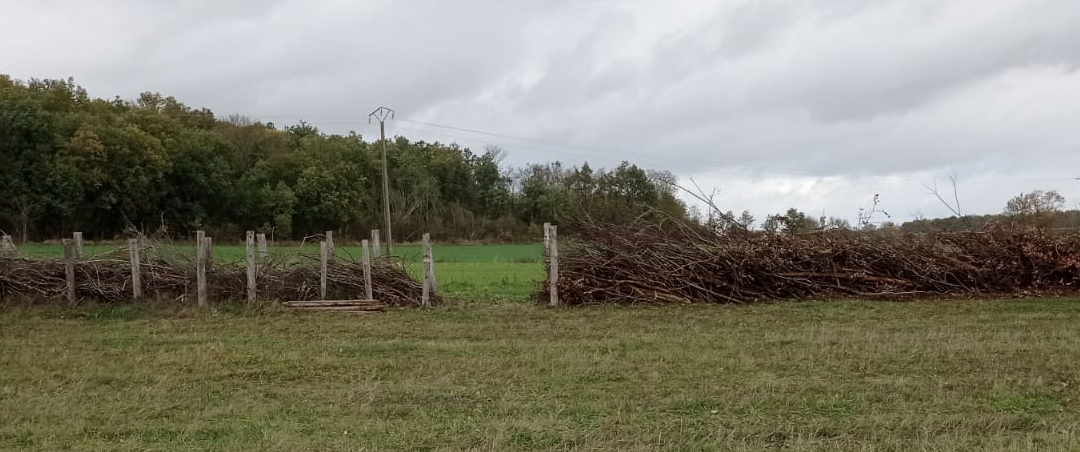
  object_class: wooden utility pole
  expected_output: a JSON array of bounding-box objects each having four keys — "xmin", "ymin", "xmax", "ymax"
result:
[{"xmin": 369, "ymin": 107, "xmax": 395, "ymax": 257}]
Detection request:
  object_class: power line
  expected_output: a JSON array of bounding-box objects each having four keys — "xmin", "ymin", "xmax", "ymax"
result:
[
  {"xmin": 247, "ymin": 112, "xmax": 1080, "ymax": 188},
  {"xmin": 392, "ymin": 120, "xmax": 925, "ymax": 182}
]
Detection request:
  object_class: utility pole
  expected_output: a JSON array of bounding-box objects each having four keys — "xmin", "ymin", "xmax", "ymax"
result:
[{"xmin": 369, "ymin": 107, "xmax": 394, "ymax": 257}]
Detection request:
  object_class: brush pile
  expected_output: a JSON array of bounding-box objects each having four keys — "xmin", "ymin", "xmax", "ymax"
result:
[
  {"xmin": 544, "ymin": 220, "xmax": 1080, "ymax": 304},
  {"xmin": 0, "ymin": 248, "xmax": 435, "ymax": 306}
]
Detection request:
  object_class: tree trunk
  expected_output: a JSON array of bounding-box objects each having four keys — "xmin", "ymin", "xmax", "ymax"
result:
[{"xmin": 14, "ymin": 196, "xmax": 35, "ymax": 244}]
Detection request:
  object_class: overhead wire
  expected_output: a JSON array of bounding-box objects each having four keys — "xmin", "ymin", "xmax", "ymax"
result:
[
  {"xmin": 392, "ymin": 119, "xmax": 927, "ymax": 184},
  {"xmin": 246, "ymin": 112, "xmax": 1080, "ymax": 188}
]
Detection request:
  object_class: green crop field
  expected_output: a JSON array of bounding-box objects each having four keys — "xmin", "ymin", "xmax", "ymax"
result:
[
  {"xmin": 2, "ymin": 298, "xmax": 1080, "ymax": 451},
  {"xmin": 13, "ymin": 242, "xmax": 546, "ymax": 299}
]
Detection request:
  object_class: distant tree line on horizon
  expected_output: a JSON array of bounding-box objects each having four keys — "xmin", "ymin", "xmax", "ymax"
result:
[
  {"xmin": 3, "ymin": 75, "xmax": 1077, "ymax": 244},
  {"xmin": 706, "ymin": 189, "xmax": 1080, "ymax": 235}
]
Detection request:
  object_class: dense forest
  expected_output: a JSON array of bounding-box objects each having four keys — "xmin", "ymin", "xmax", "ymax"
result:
[{"xmin": 0, "ymin": 75, "xmax": 693, "ymax": 243}]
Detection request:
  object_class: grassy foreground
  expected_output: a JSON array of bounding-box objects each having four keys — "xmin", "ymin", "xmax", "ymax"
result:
[{"xmin": 2, "ymin": 299, "xmax": 1079, "ymax": 451}]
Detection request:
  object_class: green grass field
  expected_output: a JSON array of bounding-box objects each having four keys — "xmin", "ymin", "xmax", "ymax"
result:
[
  {"xmin": 14, "ymin": 243, "xmax": 546, "ymax": 299},
  {"xmin": 2, "ymin": 298, "xmax": 1079, "ymax": 451}
]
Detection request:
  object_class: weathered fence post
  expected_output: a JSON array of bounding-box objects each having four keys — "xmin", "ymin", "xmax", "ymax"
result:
[
  {"xmin": 196, "ymin": 230, "xmax": 207, "ymax": 306},
  {"xmin": 371, "ymin": 229, "xmax": 381, "ymax": 257},
  {"xmin": 421, "ymin": 254, "xmax": 431, "ymax": 307},
  {"xmin": 319, "ymin": 241, "xmax": 329, "ymax": 300},
  {"xmin": 546, "ymin": 224, "xmax": 560, "ymax": 307},
  {"xmin": 246, "ymin": 230, "xmax": 256, "ymax": 303},
  {"xmin": 361, "ymin": 239, "xmax": 374, "ymax": 301},
  {"xmin": 205, "ymin": 236, "xmax": 213, "ymax": 271},
  {"xmin": 543, "ymin": 222, "xmax": 551, "ymax": 259},
  {"xmin": 63, "ymin": 238, "xmax": 76, "ymax": 304},
  {"xmin": 423, "ymin": 232, "xmax": 437, "ymax": 295},
  {"xmin": 128, "ymin": 238, "xmax": 142, "ymax": 299},
  {"xmin": 73, "ymin": 232, "xmax": 84, "ymax": 258},
  {"xmin": 256, "ymin": 233, "xmax": 268, "ymax": 262},
  {"xmin": 325, "ymin": 230, "xmax": 335, "ymax": 261},
  {"xmin": 1, "ymin": 234, "xmax": 16, "ymax": 253},
  {"xmin": 421, "ymin": 233, "xmax": 432, "ymax": 306}
]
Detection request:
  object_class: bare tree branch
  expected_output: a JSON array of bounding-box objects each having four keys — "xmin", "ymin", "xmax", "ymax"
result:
[
  {"xmin": 666, "ymin": 178, "xmax": 749, "ymax": 232},
  {"xmin": 923, "ymin": 171, "xmax": 972, "ymax": 230}
]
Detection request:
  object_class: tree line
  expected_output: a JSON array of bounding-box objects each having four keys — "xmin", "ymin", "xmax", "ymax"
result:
[
  {"xmin": 0, "ymin": 75, "xmax": 691, "ymax": 243},
  {"xmin": 706, "ymin": 189, "xmax": 1080, "ymax": 235},
  {"xmin": 5, "ymin": 75, "xmax": 1073, "ymax": 244}
]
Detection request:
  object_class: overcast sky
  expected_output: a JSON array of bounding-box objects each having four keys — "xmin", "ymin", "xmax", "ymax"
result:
[{"xmin": 3, "ymin": 0, "xmax": 1080, "ymax": 225}]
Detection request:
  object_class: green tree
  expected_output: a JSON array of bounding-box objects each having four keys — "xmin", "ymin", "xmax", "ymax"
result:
[
  {"xmin": 1004, "ymin": 190, "xmax": 1065, "ymax": 227},
  {"xmin": 0, "ymin": 73, "xmax": 697, "ymax": 242},
  {"xmin": 764, "ymin": 208, "xmax": 817, "ymax": 234}
]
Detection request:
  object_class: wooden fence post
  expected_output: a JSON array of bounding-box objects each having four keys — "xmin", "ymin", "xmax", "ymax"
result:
[
  {"xmin": 361, "ymin": 239, "xmax": 374, "ymax": 300},
  {"xmin": 547, "ymin": 224, "xmax": 559, "ymax": 307},
  {"xmin": 422, "ymin": 233, "xmax": 431, "ymax": 306},
  {"xmin": 319, "ymin": 241, "xmax": 329, "ymax": 300},
  {"xmin": 205, "ymin": 236, "xmax": 213, "ymax": 272},
  {"xmin": 256, "ymin": 233, "xmax": 268, "ymax": 262},
  {"xmin": 421, "ymin": 249, "xmax": 431, "ymax": 308},
  {"xmin": 325, "ymin": 230, "xmax": 335, "ymax": 261},
  {"xmin": 196, "ymin": 230, "xmax": 207, "ymax": 306},
  {"xmin": 371, "ymin": 229, "xmax": 381, "ymax": 257},
  {"xmin": 246, "ymin": 230, "xmax": 256, "ymax": 303},
  {"xmin": 129, "ymin": 238, "xmax": 142, "ymax": 299},
  {"xmin": 1, "ymin": 234, "xmax": 15, "ymax": 253},
  {"xmin": 543, "ymin": 222, "xmax": 551, "ymax": 260},
  {"xmin": 423, "ymin": 232, "xmax": 437, "ymax": 295},
  {"xmin": 73, "ymin": 231, "xmax": 84, "ymax": 258},
  {"xmin": 63, "ymin": 238, "xmax": 75, "ymax": 304}
]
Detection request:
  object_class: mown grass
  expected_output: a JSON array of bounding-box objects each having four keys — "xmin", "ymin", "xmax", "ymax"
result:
[{"xmin": 2, "ymin": 298, "xmax": 1079, "ymax": 451}]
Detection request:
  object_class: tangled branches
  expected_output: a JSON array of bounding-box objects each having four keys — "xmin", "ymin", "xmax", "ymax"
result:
[
  {"xmin": 0, "ymin": 248, "xmax": 436, "ymax": 306},
  {"xmin": 545, "ymin": 220, "xmax": 1080, "ymax": 304}
]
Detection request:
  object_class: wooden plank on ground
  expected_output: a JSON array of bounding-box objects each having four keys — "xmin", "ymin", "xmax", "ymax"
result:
[
  {"xmin": 282, "ymin": 299, "xmax": 382, "ymax": 308},
  {"xmin": 286, "ymin": 305, "xmax": 386, "ymax": 312}
]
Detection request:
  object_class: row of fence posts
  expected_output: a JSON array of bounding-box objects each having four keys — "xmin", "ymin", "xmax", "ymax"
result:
[
  {"xmin": 29, "ymin": 228, "xmax": 438, "ymax": 306},
  {"xmin": 4, "ymin": 227, "xmax": 516, "ymax": 307},
  {"xmin": 316, "ymin": 229, "xmax": 435, "ymax": 306}
]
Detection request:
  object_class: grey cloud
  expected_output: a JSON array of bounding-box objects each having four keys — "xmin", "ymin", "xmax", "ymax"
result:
[{"xmin": 2, "ymin": 0, "xmax": 1079, "ymax": 222}]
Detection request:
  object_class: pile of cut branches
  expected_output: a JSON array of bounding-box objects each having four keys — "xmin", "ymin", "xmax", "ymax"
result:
[
  {"xmin": 0, "ymin": 248, "xmax": 435, "ymax": 306},
  {"xmin": 544, "ymin": 220, "xmax": 1080, "ymax": 304}
]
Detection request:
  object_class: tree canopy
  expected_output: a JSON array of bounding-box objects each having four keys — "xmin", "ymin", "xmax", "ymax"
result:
[{"xmin": 0, "ymin": 75, "xmax": 689, "ymax": 242}]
